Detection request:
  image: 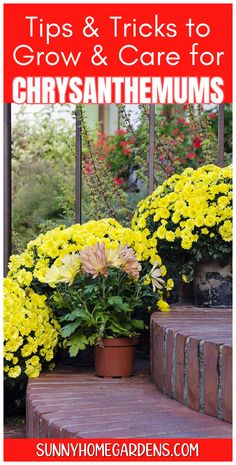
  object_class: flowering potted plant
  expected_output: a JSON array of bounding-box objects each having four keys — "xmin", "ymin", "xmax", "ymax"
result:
[
  {"xmin": 132, "ymin": 164, "xmax": 232, "ymax": 308},
  {"xmin": 44, "ymin": 241, "xmax": 165, "ymax": 377},
  {"xmin": 4, "ymin": 218, "xmax": 168, "ymax": 412}
]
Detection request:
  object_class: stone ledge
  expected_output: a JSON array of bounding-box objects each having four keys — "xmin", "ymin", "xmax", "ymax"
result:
[
  {"xmin": 26, "ymin": 365, "xmax": 232, "ymax": 438},
  {"xmin": 151, "ymin": 305, "xmax": 232, "ymax": 422}
]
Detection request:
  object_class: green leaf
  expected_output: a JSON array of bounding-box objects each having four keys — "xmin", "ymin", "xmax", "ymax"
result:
[
  {"xmin": 68, "ymin": 334, "xmax": 88, "ymax": 357},
  {"xmin": 59, "ymin": 308, "xmax": 85, "ymax": 322},
  {"xmin": 69, "ymin": 345, "xmax": 80, "ymax": 357},
  {"xmin": 132, "ymin": 319, "xmax": 145, "ymax": 330},
  {"xmin": 84, "ymin": 284, "xmax": 99, "ymax": 295},
  {"xmin": 87, "ymin": 334, "xmax": 97, "ymax": 345},
  {"xmin": 60, "ymin": 321, "xmax": 81, "ymax": 338},
  {"xmin": 96, "ymin": 314, "xmax": 109, "ymax": 325},
  {"xmin": 108, "ymin": 296, "xmax": 123, "ymax": 307},
  {"xmin": 107, "ymin": 321, "xmax": 132, "ymax": 336},
  {"xmin": 108, "ymin": 296, "xmax": 132, "ymax": 312}
]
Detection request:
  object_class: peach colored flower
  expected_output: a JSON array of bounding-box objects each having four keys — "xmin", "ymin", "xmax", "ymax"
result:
[
  {"xmin": 118, "ymin": 245, "xmax": 141, "ymax": 279},
  {"xmin": 79, "ymin": 242, "xmax": 108, "ymax": 278}
]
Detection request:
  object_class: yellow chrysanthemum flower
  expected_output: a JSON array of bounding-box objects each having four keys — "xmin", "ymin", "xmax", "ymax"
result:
[
  {"xmin": 8, "ymin": 366, "xmax": 21, "ymax": 378},
  {"xmin": 182, "ymin": 274, "xmax": 190, "ymax": 283},
  {"xmin": 219, "ymin": 220, "xmax": 232, "ymax": 242},
  {"xmin": 166, "ymin": 279, "xmax": 174, "ymax": 291},
  {"xmin": 166, "ymin": 231, "xmax": 175, "ymax": 242},
  {"xmin": 157, "ymin": 300, "xmax": 170, "ymax": 312}
]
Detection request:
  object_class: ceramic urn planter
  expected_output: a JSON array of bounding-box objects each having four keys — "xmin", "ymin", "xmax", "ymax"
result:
[{"xmin": 194, "ymin": 260, "xmax": 232, "ymax": 308}]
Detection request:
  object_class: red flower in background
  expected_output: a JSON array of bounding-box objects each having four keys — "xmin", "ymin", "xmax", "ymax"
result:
[
  {"xmin": 84, "ymin": 162, "xmax": 92, "ymax": 175},
  {"xmin": 209, "ymin": 112, "xmax": 217, "ymax": 119},
  {"xmin": 186, "ymin": 153, "xmax": 197, "ymax": 159},
  {"xmin": 97, "ymin": 133, "xmax": 106, "ymax": 146},
  {"xmin": 115, "ymin": 129, "xmax": 127, "ymax": 135},
  {"xmin": 192, "ymin": 136, "xmax": 202, "ymax": 148},
  {"xmin": 119, "ymin": 141, "xmax": 128, "ymax": 147},
  {"xmin": 114, "ymin": 177, "xmax": 124, "ymax": 186}
]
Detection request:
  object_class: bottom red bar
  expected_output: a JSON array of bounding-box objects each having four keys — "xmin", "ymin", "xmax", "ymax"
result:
[{"xmin": 4, "ymin": 438, "xmax": 232, "ymax": 462}]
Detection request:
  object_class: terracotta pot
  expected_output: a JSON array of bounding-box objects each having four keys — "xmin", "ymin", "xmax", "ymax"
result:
[
  {"xmin": 194, "ymin": 260, "xmax": 232, "ymax": 308},
  {"xmin": 95, "ymin": 336, "xmax": 139, "ymax": 377}
]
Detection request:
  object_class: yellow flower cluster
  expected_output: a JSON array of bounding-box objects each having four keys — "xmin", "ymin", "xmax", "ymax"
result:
[
  {"xmin": 132, "ymin": 165, "xmax": 232, "ymax": 251},
  {"xmin": 4, "ymin": 218, "xmax": 170, "ymax": 381},
  {"xmin": 8, "ymin": 218, "xmax": 164, "ymax": 286},
  {"xmin": 4, "ymin": 278, "xmax": 60, "ymax": 379}
]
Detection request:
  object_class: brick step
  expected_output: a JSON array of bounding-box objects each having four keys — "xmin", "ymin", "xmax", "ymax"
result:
[
  {"xmin": 26, "ymin": 365, "xmax": 231, "ymax": 438},
  {"xmin": 151, "ymin": 305, "xmax": 232, "ymax": 422}
]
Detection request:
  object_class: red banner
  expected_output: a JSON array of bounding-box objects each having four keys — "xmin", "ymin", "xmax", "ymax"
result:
[
  {"xmin": 4, "ymin": 3, "xmax": 232, "ymax": 103},
  {"xmin": 4, "ymin": 438, "xmax": 232, "ymax": 462}
]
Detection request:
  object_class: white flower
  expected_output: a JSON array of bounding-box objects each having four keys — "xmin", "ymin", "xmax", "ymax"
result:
[
  {"xmin": 59, "ymin": 253, "xmax": 81, "ymax": 285},
  {"xmin": 44, "ymin": 253, "xmax": 81, "ymax": 287},
  {"xmin": 149, "ymin": 263, "xmax": 165, "ymax": 292},
  {"xmin": 44, "ymin": 265, "xmax": 64, "ymax": 287}
]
